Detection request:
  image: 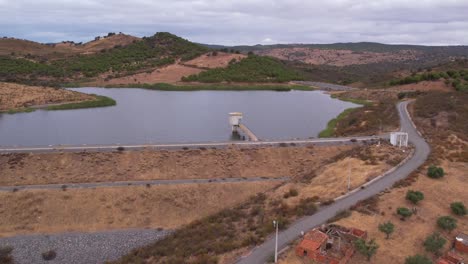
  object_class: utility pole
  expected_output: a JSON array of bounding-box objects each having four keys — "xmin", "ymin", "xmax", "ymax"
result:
[
  {"xmin": 273, "ymin": 220, "xmax": 278, "ymax": 263},
  {"xmin": 347, "ymin": 163, "xmax": 351, "ymax": 192},
  {"xmin": 378, "ymin": 119, "xmax": 382, "ymax": 146}
]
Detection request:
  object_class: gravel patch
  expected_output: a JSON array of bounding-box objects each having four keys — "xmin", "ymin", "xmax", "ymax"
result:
[{"xmin": 0, "ymin": 229, "xmax": 171, "ymax": 264}]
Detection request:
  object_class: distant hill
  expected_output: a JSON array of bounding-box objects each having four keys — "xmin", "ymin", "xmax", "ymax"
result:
[
  {"xmin": 200, "ymin": 42, "xmax": 467, "ymax": 87},
  {"xmin": 1, "ymin": 32, "xmax": 467, "ymax": 87},
  {"xmin": 0, "ymin": 32, "xmax": 208, "ymax": 86},
  {"xmin": 0, "ymin": 33, "xmax": 140, "ymax": 57}
]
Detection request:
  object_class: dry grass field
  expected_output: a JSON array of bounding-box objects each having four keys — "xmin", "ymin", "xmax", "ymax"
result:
[
  {"xmin": 0, "ymin": 181, "xmax": 278, "ymax": 237},
  {"xmin": 0, "ymin": 145, "xmax": 349, "ymax": 186},
  {"xmin": 335, "ymin": 161, "xmax": 468, "ymax": 264},
  {"xmin": 0, "ymin": 82, "xmax": 94, "ymax": 111}
]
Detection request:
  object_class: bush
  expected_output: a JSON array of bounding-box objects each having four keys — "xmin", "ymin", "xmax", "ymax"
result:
[
  {"xmin": 283, "ymin": 188, "xmax": 299, "ymax": 198},
  {"xmin": 423, "ymin": 233, "xmax": 446, "ymax": 255},
  {"xmin": 437, "ymin": 216, "xmax": 457, "ymax": 232},
  {"xmin": 354, "ymin": 238, "xmax": 379, "ymax": 261},
  {"xmin": 397, "ymin": 207, "xmax": 413, "ymax": 218},
  {"xmin": 406, "ymin": 190, "xmax": 424, "ymax": 204},
  {"xmin": 427, "ymin": 165, "xmax": 444, "ymax": 178},
  {"xmin": 405, "ymin": 254, "xmax": 433, "ymax": 264},
  {"xmin": 0, "ymin": 246, "xmax": 14, "ymax": 264},
  {"xmin": 295, "ymin": 198, "xmax": 318, "ymax": 216},
  {"xmin": 378, "ymin": 221, "xmax": 395, "ymax": 239},
  {"xmin": 42, "ymin": 250, "xmax": 57, "ymax": 261},
  {"xmin": 450, "ymin": 202, "xmax": 467, "ymax": 216},
  {"xmin": 327, "ymin": 210, "xmax": 352, "ymax": 223}
]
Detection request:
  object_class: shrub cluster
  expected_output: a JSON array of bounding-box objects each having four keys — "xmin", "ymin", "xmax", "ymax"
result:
[
  {"xmin": 406, "ymin": 190, "xmax": 424, "ymax": 204},
  {"xmin": 427, "ymin": 165, "xmax": 445, "ymax": 179},
  {"xmin": 182, "ymin": 55, "xmax": 303, "ymax": 83},
  {"xmin": 450, "ymin": 202, "xmax": 467, "ymax": 216}
]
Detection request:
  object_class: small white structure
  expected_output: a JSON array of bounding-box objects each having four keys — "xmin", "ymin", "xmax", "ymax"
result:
[
  {"xmin": 229, "ymin": 112, "xmax": 243, "ymax": 132},
  {"xmin": 390, "ymin": 132, "xmax": 408, "ymax": 147}
]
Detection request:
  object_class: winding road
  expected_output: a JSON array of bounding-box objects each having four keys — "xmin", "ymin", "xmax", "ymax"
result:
[{"xmin": 237, "ymin": 100, "xmax": 430, "ymax": 264}]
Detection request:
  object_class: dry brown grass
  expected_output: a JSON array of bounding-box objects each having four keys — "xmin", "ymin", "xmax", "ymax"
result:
[
  {"xmin": 0, "ymin": 145, "xmax": 348, "ymax": 186},
  {"xmin": 0, "ymin": 181, "xmax": 277, "ymax": 237},
  {"xmin": 0, "ymin": 82, "xmax": 94, "ymax": 111},
  {"xmin": 279, "ymin": 161, "xmax": 468, "ymax": 264},
  {"xmin": 336, "ymin": 161, "xmax": 468, "ymax": 264}
]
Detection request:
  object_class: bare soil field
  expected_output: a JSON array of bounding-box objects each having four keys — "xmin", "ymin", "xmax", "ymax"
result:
[
  {"xmin": 94, "ymin": 52, "xmax": 245, "ymax": 85},
  {"xmin": 0, "ymin": 82, "xmax": 94, "ymax": 111},
  {"xmin": 0, "ymin": 181, "xmax": 277, "ymax": 237},
  {"xmin": 0, "ymin": 145, "xmax": 349, "ymax": 186},
  {"xmin": 256, "ymin": 48, "xmax": 419, "ymax": 66},
  {"xmin": 95, "ymin": 63, "xmax": 203, "ymax": 85},
  {"xmin": 183, "ymin": 52, "xmax": 246, "ymax": 69}
]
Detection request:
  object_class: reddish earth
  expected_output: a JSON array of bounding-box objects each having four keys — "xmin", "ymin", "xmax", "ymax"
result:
[
  {"xmin": 256, "ymin": 48, "xmax": 420, "ymax": 66},
  {"xmin": 95, "ymin": 64, "xmax": 203, "ymax": 85},
  {"xmin": 183, "ymin": 52, "xmax": 246, "ymax": 69},
  {"xmin": 95, "ymin": 52, "xmax": 245, "ymax": 85}
]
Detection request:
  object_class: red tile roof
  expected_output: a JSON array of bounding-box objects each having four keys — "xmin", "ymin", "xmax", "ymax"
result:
[{"xmin": 299, "ymin": 230, "xmax": 328, "ymax": 251}]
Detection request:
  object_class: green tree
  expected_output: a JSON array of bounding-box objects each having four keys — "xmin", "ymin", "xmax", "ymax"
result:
[
  {"xmin": 450, "ymin": 202, "xmax": 467, "ymax": 216},
  {"xmin": 427, "ymin": 166, "xmax": 444, "ymax": 178},
  {"xmin": 437, "ymin": 216, "xmax": 457, "ymax": 232},
  {"xmin": 405, "ymin": 254, "xmax": 433, "ymax": 264},
  {"xmin": 397, "ymin": 207, "xmax": 413, "ymax": 218},
  {"xmin": 354, "ymin": 238, "xmax": 379, "ymax": 261},
  {"xmin": 423, "ymin": 233, "xmax": 446, "ymax": 256},
  {"xmin": 378, "ymin": 221, "xmax": 395, "ymax": 239},
  {"xmin": 406, "ymin": 190, "xmax": 424, "ymax": 204}
]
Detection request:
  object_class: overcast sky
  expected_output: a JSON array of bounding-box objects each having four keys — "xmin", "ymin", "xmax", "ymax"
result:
[{"xmin": 1, "ymin": 0, "xmax": 467, "ymax": 45}]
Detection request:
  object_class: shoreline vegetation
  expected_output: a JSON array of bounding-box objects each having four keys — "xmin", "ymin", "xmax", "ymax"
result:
[
  {"xmin": 101, "ymin": 82, "xmax": 313, "ymax": 91},
  {"xmin": 1, "ymin": 95, "xmax": 116, "ymax": 114},
  {"xmin": 46, "ymin": 95, "xmax": 116, "ymax": 110},
  {"xmin": 318, "ymin": 94, "xmax": 371, "ymax": 138}
]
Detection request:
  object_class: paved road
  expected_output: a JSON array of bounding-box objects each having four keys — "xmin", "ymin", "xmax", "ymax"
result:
[
  {"xmin": 237, "ymin": 100, "xmax": 430, "ymax": 264},
  {"xmin": 0, "ymin": 176, "xmax": 289, "ymax": 192},
  {"xmin": 0, "ymin": 136, "xmax": 382, "ymax": 154}
]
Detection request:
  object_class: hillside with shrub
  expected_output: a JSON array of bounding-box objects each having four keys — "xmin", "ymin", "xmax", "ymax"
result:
[
  {"xmin": 0, "ymin": 32, "xmax": 208, "ymax": 86},
  {"xmin": 181, "ymin": 55, "xmax": 303, "ymax": 83},
  {"xmin": 389, "ymin": 69, "xmax": 468, "ymax": 91}
]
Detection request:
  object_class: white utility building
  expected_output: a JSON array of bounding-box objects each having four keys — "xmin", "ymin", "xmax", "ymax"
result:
[
  {"xmin": 390, "ymin": 132, "xmax": 409, "ymax": 147},
  {"xmin": 229, "ymin": 112, "xmax": 243, "ymax": 132}
]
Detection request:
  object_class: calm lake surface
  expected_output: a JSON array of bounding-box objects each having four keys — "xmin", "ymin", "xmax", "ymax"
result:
[{"xmin": 0, "ymin": 88, "xmax": 358, "ymax": 146}]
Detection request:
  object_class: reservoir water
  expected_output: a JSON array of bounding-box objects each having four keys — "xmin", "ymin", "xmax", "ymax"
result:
[{"xmin": 0, "ymin": 88, "xmax": 358, "ymax": 146}]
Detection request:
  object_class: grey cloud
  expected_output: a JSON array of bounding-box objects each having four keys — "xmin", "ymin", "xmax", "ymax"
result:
[{"xmin": 0, "ymin": 0, "xmax": 467, "ymax": 45}]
